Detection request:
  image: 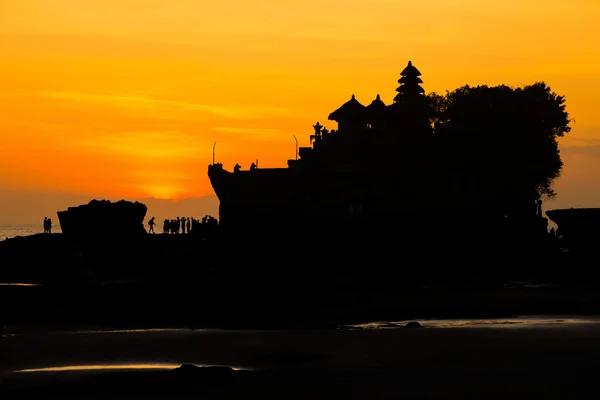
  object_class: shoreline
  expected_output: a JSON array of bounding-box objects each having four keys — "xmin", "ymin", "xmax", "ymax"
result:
[
  {"xmin": 5, "ymin": 313, "xmax": 600, "ymax": 334},
  {"xmin": 3, "ymin": 279, "xmax": 600, "ymax": 333}
]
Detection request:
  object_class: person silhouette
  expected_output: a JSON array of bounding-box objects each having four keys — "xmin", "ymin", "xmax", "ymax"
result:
[
  {"xmin": 148, "ymin": 216, "xmax": 156, "ymax": 233},
  {"xmin": 43, "ymin": 217, "xmax": 48, "ymax": 234},
  {"xmin": 47, "ymin": 218, "xmax": 52, "ymax": 234}
]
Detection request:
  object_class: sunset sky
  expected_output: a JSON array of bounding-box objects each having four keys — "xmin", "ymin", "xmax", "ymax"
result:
[{"xmin": 1, "ymin": 0, "xmax": 600, "ymax": 223}]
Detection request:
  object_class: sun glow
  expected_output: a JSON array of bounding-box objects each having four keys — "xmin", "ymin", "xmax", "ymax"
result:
[
  {"xmin": 0, "ymin": 0, "xmax": 599, "ymax": 209},
  {"xmin": 142, "ymin": 185, "xmax": 183, "ymax": 200}
]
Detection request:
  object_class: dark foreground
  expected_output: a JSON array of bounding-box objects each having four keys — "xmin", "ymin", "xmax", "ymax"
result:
[
  {"xmin": 0, "ymin": 228, "xmax": 577, "ymax": 283},
  {"xmin": 3, "ymin": 277, "xmax": 600, "ymax": 399},
  {"xmin": 4, "ymin": 230, "xmax": 597, "ymax": 329},
  {"xmin": 4, "ymin": 277, "xmax": 600, "ymax": 331},
  {"xmin": 3, "ymin": 323, "xmax": 600, "ymax": 398},
  {"xmin": 3, "ymin": 232, "xmax": 600, "ymax": 397}
]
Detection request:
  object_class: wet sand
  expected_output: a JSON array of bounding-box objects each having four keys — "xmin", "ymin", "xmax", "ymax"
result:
[
  {"xmin": 3, "ymin": 278, "xmax": 600, "ymax": 397},
  {"xmin": 4, "ymin": 278, "xmax": 600, "ymax": 331},
  {"xmin": 2, "ymin": 320, "xmax": 600, "ymax": 398}
]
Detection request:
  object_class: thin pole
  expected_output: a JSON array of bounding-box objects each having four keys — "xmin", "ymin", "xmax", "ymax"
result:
[
  {"xmin": 293, "ymin": 135, "xmax": 298, "ymax": 160},
  {"xmin": 213, "ymin": 142, "xmax": 217, "ymax": 165}
]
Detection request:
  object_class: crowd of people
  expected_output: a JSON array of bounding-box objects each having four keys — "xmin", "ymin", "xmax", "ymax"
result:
[{"xmin": 146, "ymin": 215, "xmax": 218, "ymax": 234}]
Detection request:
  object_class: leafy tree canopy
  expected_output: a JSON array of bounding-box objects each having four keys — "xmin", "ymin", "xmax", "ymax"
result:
[{"xmin": 427, "ymin": 82, "xmax": 570, "ymax": 201}]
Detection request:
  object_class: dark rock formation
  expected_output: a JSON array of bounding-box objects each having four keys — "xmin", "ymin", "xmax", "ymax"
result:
[
  {"xmin": 57, "ymin": 200, "xmax": 147, "ymax": 240},
  {"xmin": 0, "ymin": 233, "xmax": 94, "ymax": 284}
]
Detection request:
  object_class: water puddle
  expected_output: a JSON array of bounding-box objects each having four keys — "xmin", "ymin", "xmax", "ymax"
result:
[
  {"xmin": 63, "ymin": 328, "xmax": 226, "ymax": 335},
  {"xmin": 0, "ymin": 283, "xmax": 40, "ymax": 286},
  {"xmin": 15, "ymin": 363, "xmax": 249, "ymax": 373},
  {"xmin": 347, "ymin": 316, "xmax": 600, "ymax": 330},
  {"xmin": 74, "ymin": 328, "xmax": 193, "ymax": 334}
]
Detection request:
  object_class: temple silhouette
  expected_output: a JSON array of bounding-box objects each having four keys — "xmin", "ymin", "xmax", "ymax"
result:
[{"xmin": 208, "ymin": 61, "xmax": 548, "ymax": 252}]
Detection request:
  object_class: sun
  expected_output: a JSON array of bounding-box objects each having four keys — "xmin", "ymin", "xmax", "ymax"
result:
[{"xmin": 142, "ymin": 185, "xmax": 182, "ymax": 200}]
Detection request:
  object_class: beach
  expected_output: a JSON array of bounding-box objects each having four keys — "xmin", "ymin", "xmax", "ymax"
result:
[
  {"xmin": 3, "ymin": 272, "xmax": 600, "ymax": 397},
  {"xmin": 2, "ymin": 233, "xmax": 600, "ymax": 397},
  {"xmin": 3, "ymin": 278, "xmax": 600, "ymax": 398},
  {"xmin": 2, "ymin": 319, "xmax": 600, "ymax": 398}
]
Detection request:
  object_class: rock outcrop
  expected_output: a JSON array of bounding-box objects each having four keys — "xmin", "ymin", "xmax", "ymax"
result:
[{"xmin": 57, "ymin": 199, "xmax": 147, "ymax": 240}]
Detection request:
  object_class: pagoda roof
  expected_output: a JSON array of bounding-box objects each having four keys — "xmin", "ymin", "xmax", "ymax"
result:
[
  {"xmin": 366, "ymin": 94, "xmax": 386, "ymax": 108},
  {"xmin": 328, "ymin": 94, "xmax": 366, "ymax": 121},
  {"xmin": 398, "ymin": 76, "xmax": 423, "ymax": 84},
  {"xmin": 365, "ymin": 94, "xmax": 387, "ymax": 117},
  {"xmin": 401, "ymin": 61, "xmax": 421, "ymax": 77},
  {"xmin": 393, "ymin": 86, "xmax": 425, "ymax": 102},
  {"xmin": 396, "ymin": 85, "xmax": 425, "ymax": 95}
]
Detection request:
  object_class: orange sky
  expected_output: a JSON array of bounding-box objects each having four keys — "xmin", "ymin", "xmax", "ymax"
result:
[{"xmin": 1, "ymin": 0, "xmax": 599, "ymax": 210}]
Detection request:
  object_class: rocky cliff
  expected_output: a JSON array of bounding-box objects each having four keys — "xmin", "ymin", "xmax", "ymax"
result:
[{"xmin": 57, "ymin": 199, "xmax": 147, "ymax": 240}]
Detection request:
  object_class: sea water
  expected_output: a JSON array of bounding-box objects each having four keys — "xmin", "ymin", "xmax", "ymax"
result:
[{"xmin": 0, "ymin": 224, "xmax": 62, "ymax": 240}]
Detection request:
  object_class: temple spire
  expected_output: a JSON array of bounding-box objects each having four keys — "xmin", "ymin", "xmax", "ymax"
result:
[{"xmin": 394, "ymin": 60, "xmax": 425, "ymax": 103}]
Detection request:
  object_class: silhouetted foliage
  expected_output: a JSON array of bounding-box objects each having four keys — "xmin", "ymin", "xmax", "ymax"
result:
[{"xmin": 428, "ymin": 82, "xmax": 570, "ymax": 212}]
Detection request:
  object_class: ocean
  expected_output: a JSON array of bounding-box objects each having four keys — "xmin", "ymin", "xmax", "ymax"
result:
[{"xmin": 0, "ymin": 224, "xmax": 62, "ymax": 240}]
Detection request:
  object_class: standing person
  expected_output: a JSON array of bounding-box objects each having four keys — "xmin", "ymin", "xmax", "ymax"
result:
[
  {"xmin": 47, "ymin": 219, "xmax": 52, "ymax": 234},
  {"xmin": 43, "ymin": 217, "xmax": 48, "ymax": 233},
  {"xmin": 147, "ymin": 216, "xmax": 156, "ymax": 233}
]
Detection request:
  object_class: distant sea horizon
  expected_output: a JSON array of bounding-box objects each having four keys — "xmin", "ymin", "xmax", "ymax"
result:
[{"xmin": 1, "ymin": 224, "xmax": 62, "ymax": 240}]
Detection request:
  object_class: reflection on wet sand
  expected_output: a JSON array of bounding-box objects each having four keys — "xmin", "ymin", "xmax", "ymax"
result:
[
  {"xmin": 4, "ymin": 322, "xmax": 600, "ymax": 397},
  {"xmin": 76, "ymin": 328, "xmax": 193, "ymax": 334},
  {"xmin": 15, "ymin": 363, "xmax": 248, "ymax": 373},
  {"xmin": 6, "ymin": 316, "xmax": 600, "ymax": 337},
  {"xmin": 0, "ymin": 283, "xmax": 40, "ymax": 286},
  {"xmin": 347, "ymin": 316, "xmax": 600, "ymax": 330}
]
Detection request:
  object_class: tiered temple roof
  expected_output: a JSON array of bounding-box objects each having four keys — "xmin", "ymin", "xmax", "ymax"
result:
[
  {"xmin": 327, "ymin": 61, "xmax": 426, "ymax": 125},
  {"xmin": 394, "ymin": 61, "xmax": 425, "ymax": 101}
]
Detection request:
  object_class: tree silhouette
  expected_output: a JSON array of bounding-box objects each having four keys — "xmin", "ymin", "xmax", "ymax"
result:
[{"xmin": 428, "ymin": 82, "xmax": 570, "ymax": 218}]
